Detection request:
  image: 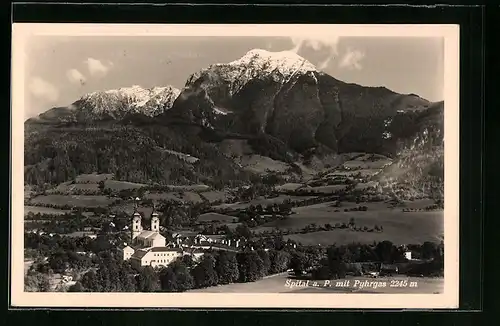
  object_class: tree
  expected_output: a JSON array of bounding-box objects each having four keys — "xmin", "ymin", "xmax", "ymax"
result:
[
  {"xmin": 325, "ymin": 246, "xmax": 350, "ymax": 279},
  {"xmin": 215, "ymin": 251, "xmax": 239, "ymax": 284},
  {"xmin": 422, "ymin": 241, "xmax": 439, "ymax": 260},
  {"xmin": 24, "ymin": 272, "xmax": 51, "ymax": 292},
  {"xmin": 48, "ymin": 250, "xmax": 71, "ymax": 273},
  {"xmin": 268, "ymin": 250, "xmax": 291, "ymax": 274},
  {"xmin": 235, "ymin": 224, "xmax": 252, "ymax": 239},
  {"xmin": 257, "ymin": 249, "xmax": 271, "ymax": 277},
  {"xmin": 191, "ymin": 254, "xmax": 219, "ymax": 289},
  {"xmin": 136, "ymin": 266, "xmax": 160, "ymax": 292},
  {"xmin": 159, "ymin": 260, "xmax": 194, "ymax": 292},
  {"xmin": 68, "ymin": 282, "xmax": 84, "ymax": 292},
  {"xmin": 375, "ymin": 240, "xmax": 396, "ymax": 263},
  {"xmin": 236, "ymin": 251, "xmax": 264, "ymax": 283},
  {"xmin": 290, "ymin": 251, "xmax": 308, "ymax": 275},
  {"xmin": 80, "ymin": 270, "xmax": 101, "ymax": 292},
  {"xmin": 181, "ymin": 255, "xmax": 195, "ymax": 270},
  {"xmin": 158, "ymin": 266, "xmax": 177, "ymax": 292}
]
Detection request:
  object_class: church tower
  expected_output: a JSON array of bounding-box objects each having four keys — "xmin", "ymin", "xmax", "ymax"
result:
[
  {"xmin": 131, "ymin": 200, "xmax": 143, "ymax": 240},
  {"xmin": 151, "ymin": 202, "xmax": 160, "ymax": 233}
]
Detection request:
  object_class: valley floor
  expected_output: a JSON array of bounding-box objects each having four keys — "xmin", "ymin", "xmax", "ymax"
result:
[{"xmin": 189, "ymin": 272, "xmax": 443, "ymax": 294}]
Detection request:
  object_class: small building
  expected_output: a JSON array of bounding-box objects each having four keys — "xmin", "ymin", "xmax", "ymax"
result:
[
  {"xmin": 404, "ymin": 251, "xmax": 412, "ymax": 260},
  {"xmin": 130, "ymin": 247, "xmax": 184, "ymax": 269},
  {"xmin": 118, "ymin": 244, "xmax": 136, "ymax": 261}
]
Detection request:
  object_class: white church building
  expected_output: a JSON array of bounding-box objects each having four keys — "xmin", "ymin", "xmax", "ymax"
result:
[{"xmin": 118, "ymin": 205, "xmax": 203, "ymax": 269}]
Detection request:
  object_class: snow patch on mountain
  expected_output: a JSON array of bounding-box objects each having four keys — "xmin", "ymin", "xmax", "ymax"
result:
[
  {"xmin": 186, "ymin": 49, "xmax": 318, "ymax": 96},
  {"xmin": 80, "ymin": 85, "xmax": 180, "ymax": 118},
  {"xmin": 227, "ymin": 49, "xmax": 318, "ymax": 77}
]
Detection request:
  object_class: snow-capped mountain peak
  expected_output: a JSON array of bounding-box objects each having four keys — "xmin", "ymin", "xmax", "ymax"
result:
[
  {"xmin": 185, "ymin": 49, "xmax": 318, "ymax": 96},
  {"xmin": 78, "ymin": 85, "xmax": 180, "ymax": 118},
  {"xmin": 228, "ymin": 49, "xmax": 318, "ymax": 75}
]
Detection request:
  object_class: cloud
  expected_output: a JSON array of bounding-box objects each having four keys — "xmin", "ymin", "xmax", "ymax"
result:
[
  {"xmin": 289, "ymin": 36, "xmax": 341, "ymax": 55},
  {"xmin": 84, "ymin": 58, "xmax": 113, "ymax": 77},
  {"xmin": 66, "ymin": 68, "xmax": 87, "ymax": 85},
  {"xmin": 28, "ymin": 77, "xmax": 59, "ymax": 102},
  {"xmin": 288, "ymin": 36, "xmax": 341, "ymax": 71},
  {"xmin": 318, "ymin": 56, "xmax": 333, "ymax": 70},
  {"xmin": 338, "ymin": 48, "xmax": 365, "ymax": 70}
]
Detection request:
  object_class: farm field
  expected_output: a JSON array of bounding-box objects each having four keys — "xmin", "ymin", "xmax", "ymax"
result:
[
  {"xmin": 307, "ymin": 185, "xmax": 349, "ymax": 194},
  {"xmin": 24, "ymin": 205, "xmax": 71, "ymax": 216},
  {"xmin": 275, "ymin": 183, "xmax": 304, "ymax": 192},
  {"xmin": 213, "ymin": 195, "xmax": 318, "ymax": 211},
  {"xmin": 253, "ymin": 201, "xmax": 443, "ymax": 245},
  {"xmin": 47, "ymin": 182, "xmax": 100, "ymax": 194},
  {"xmin": 237, "ymin": 154, "xmax": 290, "ymax": 174},
  {"xmin": 44, "ymin": 174, "xmax": 145, "ymax": 194},
  {"xmin": 104, "ymin": 180, "xmax": 145, "ymax": 190},
  {"xmin": 144, "ymin": 191, "xmax": 204, "ymax": 204},
  {"xmin": 283, "ymin": 228, "xmax": 441, "ymax": 246},
  {"xmin": 162, "ymin": 185, "xmax": 211, "ymax": 192},
  {"xmin": 222, "ymin": 222, "xmax": 243, "ymax": 230},
  {"xmin": 29, "ymin": 195, "xmax": 114, "ymax": 208},
  {"xmin": 110, "ymin": 203, "xmax": 154, "ymax": 216},
  {"xmin": 197, "ymin": 212, "xmax": 238, "ymax": 223},
  {"xmin": 75, "ymin": 173, "xmax": 114, "ymax": 183},
  {"xmin": 200, "ymin": 191, "xmax": 233, "ymax": 203},
  {"xmin": 320, "ymin": 169, "xmax": 382, "ymax": 178}
]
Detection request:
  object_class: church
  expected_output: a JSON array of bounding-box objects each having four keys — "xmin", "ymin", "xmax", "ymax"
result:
[{"xmin": 118, "ymin": 204, "xmax": 203, "ymax": 269}]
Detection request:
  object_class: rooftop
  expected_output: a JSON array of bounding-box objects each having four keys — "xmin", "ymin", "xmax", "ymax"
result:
[
  {"xmin": 130, "ymin": 249, "xmax": 149, "ymax": 260},
  {"xmin": 137, "ymin": 230, "xmax": 165, "ymax": 240},
  {"xmin": 150, "ymin": 247, "xmax": 184, "ymax": 253}
]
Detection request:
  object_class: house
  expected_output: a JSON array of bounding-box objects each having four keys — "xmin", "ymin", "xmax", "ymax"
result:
[
  {"xmin": 172, "ymin": 231, "xmax": 199, "ymax": 245},
  {"xmin": 404, "ymin": 251, "xmax": 412, "ymax": 260},
  {"xmin": 129, "ymin": 246, "xmax": 206, "ymax": 269},
  {"xmin": 118, "ymin": 244, "xmax": 136, "ymax": 261},
  {"xmin": 194, "ymin": 234, "xmax": 227, "ymax": 244},
  {"xmin": 130, "ymin": 247, "xmax": 184, "ymax": 269}
]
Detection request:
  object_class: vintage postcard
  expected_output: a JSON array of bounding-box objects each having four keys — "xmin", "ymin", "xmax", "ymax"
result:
[{"xmin": 10, "ymin": 24, "xmax": 459, "ymax": 309}]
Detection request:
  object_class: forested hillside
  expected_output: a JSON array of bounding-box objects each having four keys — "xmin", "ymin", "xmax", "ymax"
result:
[{"xmin": 24, "ymin": 123, "xmax": 256, "ymax": 189}]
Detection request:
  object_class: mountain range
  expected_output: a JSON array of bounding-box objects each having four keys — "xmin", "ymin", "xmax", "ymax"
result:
[
  {"xmin": 26, "ymin": 85, "xmax": 180, "ymax": 124},
  {"xmin": 24, "ymin": 49, "xmax": 443, "ymax": 199}
]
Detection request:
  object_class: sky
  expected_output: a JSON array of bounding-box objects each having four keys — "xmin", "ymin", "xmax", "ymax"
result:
[{"xmin": 24, "ymin": 35, "xmax": 444, "ymax": 119}]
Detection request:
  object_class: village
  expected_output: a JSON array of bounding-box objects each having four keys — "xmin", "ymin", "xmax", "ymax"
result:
[{"xmin": 24, "ymin": 191, "xmax": 443, "ymax": 293}]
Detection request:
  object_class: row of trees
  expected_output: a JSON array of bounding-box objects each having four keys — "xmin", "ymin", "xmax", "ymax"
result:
[
  {"xmin": 72, "ymin": 248, "xmax": 292, "ymax": 293},
  {"xmin": 287, "ymin": 240, "xmax": 445, "ymax": 279},
  {"xmin": 25, "ymin": 233, "xmax": 118, "ymax": 263}
]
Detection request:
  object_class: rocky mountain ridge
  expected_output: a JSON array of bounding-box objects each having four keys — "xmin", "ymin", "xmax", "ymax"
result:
[
  {"xmin": 164, "ymin": 49, "xmax": 434, "ymax": 157},
  {"xmin": 26, "ymin": 85, "xmax": 180, "ymax": 124},
  {"xmin": 24, "ymin": 49, "xmax": 443, "ymax": 199}
]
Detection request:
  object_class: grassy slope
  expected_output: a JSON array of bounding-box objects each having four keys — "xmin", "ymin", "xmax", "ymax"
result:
[{"xmin": 254, "ymin": 201, "xmax": 443, "ymax": 246}]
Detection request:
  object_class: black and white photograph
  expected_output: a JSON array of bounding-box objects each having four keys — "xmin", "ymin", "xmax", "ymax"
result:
[{"xmin": 11, "ymin": 24, "xmax": 459, "ymax": 309}]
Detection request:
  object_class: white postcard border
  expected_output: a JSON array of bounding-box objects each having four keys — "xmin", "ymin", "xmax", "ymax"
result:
[{"xmin": 10, "ymin": 23, "xmax": 459, "ymax": 309}]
